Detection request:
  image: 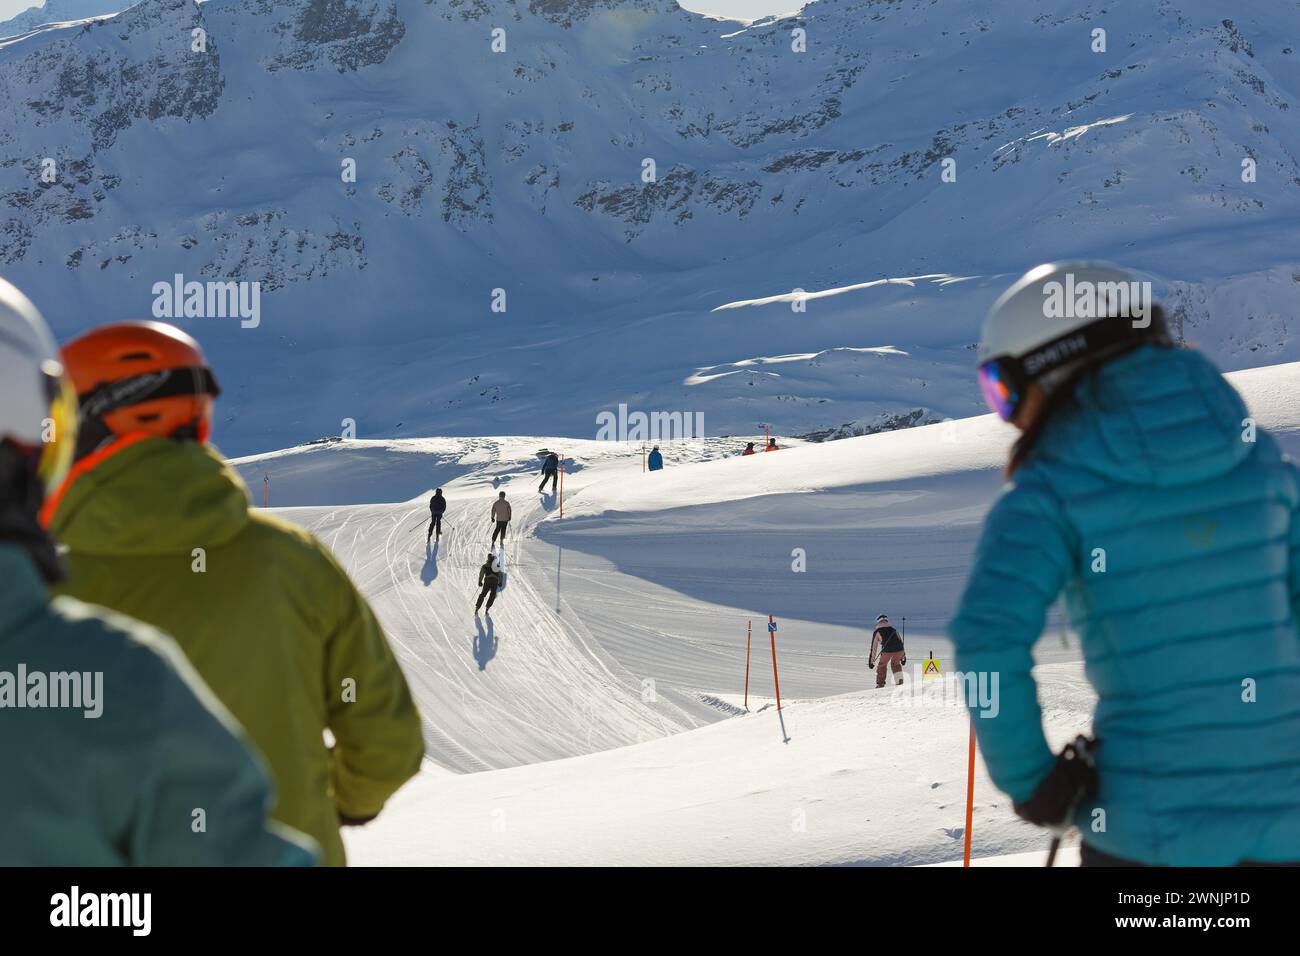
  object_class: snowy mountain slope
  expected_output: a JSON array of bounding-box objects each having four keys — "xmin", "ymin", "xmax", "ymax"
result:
[
  {"xmin": 2, "ymin": 0, "xmax": 1298, "ymax": 454},
  {"xmin": 233, "ymin": 359, "xmax": 1300, "ymax": 862},
  {"xmin": 0, "ymin": 0, "xmax": 122, "ymax": 38}
]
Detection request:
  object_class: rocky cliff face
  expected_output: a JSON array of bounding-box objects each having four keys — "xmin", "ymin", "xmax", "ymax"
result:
[{"xmin": 0, "ymin": 0, "xmax": 1296, "ymax": 453}]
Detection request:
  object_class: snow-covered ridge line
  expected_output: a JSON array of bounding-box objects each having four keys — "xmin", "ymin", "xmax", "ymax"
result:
[
  {"xmin": 712, "ymin": 274, "xmax": 980, "ymax": 310},
  {"xmin": 0, "ymin": 0, "xmax": 122, "ymax": 40},
  {"xmin": 561, "ymin": 360, "xmax": 1300, "ymax": 519}
]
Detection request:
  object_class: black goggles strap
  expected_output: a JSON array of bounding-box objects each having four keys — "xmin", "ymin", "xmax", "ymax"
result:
[
  {"xmin": 78, "ymin": 366, "xmax": 221, "ymax": 421},
  {"xmin": 1007, "ymin": 315, "xmax": 1158, "ymax": 388}
]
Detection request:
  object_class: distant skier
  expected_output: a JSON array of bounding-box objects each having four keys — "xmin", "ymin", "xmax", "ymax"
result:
[
  {"xmin": 648, "ymin": 445, "xmax": 664, "ymax": 471},
  {"xmin": 490, "ymin": 491, "xmax": 511, "ymax": 544},
  {"xmin": 475, "ymin": 553, "xmax": 502, "ymax": 615},
  {"xmin": 742, "ymin": 442, "xmax": 756, "ymax": 456},
  {"xmin": 427, "ymin": 488, "xmax": 447, "ymax": 543},
  {"xmin": 765, "ymin": 438, "xmax": 780, "ymax": 452},
  {"xmin": 869, "ymin": 614, "xmax": 905, "ymax": 688},
  {"xmin": 538, "ymin": 451, "xmax": 559, "ymax": 493}
]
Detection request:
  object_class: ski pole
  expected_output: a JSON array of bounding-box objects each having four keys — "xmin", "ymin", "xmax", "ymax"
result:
[
  {"xmin": 1045, "ymin": 836, "xmax": 1061, "ymax": 868},
  {"xmin": 744, "ymin": 620, "xmax": 751, "ymax": 711},
  {"xmin": 768, "ymin": 615, "xmax": 782, "ymax": 711},
  {"xmin": 963, "ymin": 719, "xmax": 976, "ymax": 867}
]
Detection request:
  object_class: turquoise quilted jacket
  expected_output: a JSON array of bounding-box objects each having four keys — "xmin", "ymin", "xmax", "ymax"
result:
[{"xmin": 951, "ymin": 345, "xmax": 1300, "ymax": 865}]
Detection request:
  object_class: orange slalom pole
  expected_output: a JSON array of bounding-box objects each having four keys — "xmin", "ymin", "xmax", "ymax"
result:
[
  {"xmin": 963, "ymin": 719, "xmax": 976, "ymax": 866},
  {"xmin": 769, "ymin": 614, "xmax": 782, "ymax": 711},
  {"xmin": 744, "ymin": 620, "xmax": 752, "ymax": 710},
  {"xmin": 559, "ymin": 456, "xmax": 564, "ymax": 518}
]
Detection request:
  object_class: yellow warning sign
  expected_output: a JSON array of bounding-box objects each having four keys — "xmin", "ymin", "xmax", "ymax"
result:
[{"xmin": 922, "ymin": 657, "xmax": 942, "ymax": 679}]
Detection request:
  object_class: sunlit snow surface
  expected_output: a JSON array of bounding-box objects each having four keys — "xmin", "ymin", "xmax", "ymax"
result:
[{"xmin": 228, "ymin": 361, "xmax": 1300, "ymax": 865}]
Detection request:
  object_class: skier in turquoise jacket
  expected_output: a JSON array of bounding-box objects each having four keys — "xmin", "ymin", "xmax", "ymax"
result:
[
  {"xmin": 0, "ymin": 278, "xmax": 317, "ymax": 866},
  {"xmin": 951, "ymin": 263, "xmax": 1300, "ymax": 866}
]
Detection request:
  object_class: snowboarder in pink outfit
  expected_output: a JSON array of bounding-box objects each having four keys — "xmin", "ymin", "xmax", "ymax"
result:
[{"xmin": 869, "ymin": 613, "xmax": 905, "ymax": 687}]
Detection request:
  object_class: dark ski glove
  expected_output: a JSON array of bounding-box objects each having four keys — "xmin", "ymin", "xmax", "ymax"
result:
[{"xmin": 1013, "ymin": 735, "xmax": 1100, "ymax": 834}]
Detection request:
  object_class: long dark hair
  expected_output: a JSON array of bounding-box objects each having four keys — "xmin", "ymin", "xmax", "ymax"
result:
[
  {"xmin": 0, "ymin": 441, "xmax": 63, "ymax": 583},
  {"xmin": 1006, "ymin": 306, "xmax": 1171, "ymax": 478}
]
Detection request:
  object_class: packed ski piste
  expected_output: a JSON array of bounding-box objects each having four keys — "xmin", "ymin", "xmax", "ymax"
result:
[{"xmin": 0, "ymin": 0, "xmax": 1296, "ymax": 940}]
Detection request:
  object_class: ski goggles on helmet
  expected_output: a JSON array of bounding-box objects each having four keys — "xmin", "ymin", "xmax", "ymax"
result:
[
  {"xmin": 35, "ymin": 361, "xmax": 78, "ymax": 494},
  {"xmin": 978, "ymin": 358, "xmax": 1023, "ymax": 422},
  {"xmin": 978, "ymin": 315, "xmax": 1162, "ymax": 422},
  {"xmin": 77, "ymin": 364, "xmax": 221, "ymax": 421}
]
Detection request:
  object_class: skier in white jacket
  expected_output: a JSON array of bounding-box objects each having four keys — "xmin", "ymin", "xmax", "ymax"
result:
[{"xmin": 490, "ymin": 491, "xmax": 511, "ymax": 545}]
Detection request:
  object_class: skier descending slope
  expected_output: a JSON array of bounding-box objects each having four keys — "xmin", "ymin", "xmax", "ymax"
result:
[
  {"xmin": 476, "ymin": 552, "xmax": 503, "ymax": 615},
  {"xmin": 428, "ymin": 487, "xmax": 447, "ymax": 543},
  {"xmin": 491, "ymin": 490, "xmax": 512, "ymax": 543},
  {"xmin": 43, "ymin": 321, "xmax": 424, "ymax": 867},
  {"xmin": 950, "ymin": 262, "xmax": 1300, "ymax": 866},
  {"xmin": 0, "ymin": 281, "xmax": 315, "ymax": 865},
  {"xmin": 869, "ymin": 613, "xmax": 905, "ymax": 688}
]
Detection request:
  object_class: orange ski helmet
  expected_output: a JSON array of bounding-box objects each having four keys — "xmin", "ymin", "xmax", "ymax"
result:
[{"xmin": 61, "ymin": 321, "xmax": 220, "ymax": 457}]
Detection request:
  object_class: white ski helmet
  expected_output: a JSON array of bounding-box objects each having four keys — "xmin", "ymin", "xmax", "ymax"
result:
[
  {"xmin": 977, "ymin": 262, "xmax": 1164, "ymax": 421},
  {"xmin": 0, "ymin": 278, "xmax": 77, "ymax": 494}
]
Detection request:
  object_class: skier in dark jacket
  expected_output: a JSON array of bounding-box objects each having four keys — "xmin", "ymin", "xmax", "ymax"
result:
[
  {"xmin": 475, "ymin": 554, "xmax": 502, "ymax": 615},
  {"xmin": 427, "ymin": 489, "xmax": 447, "ymax": 543},
  {"xmin": 539, "ymin": 452, "xmax": 559, "ymax": 493},
  {"xmin": 648, "ymin": 446, "xmax": 663, "ymax": 471},
  {"xmin": 869, "ymin": 613, "xmax": 905, "ymax": 687}
]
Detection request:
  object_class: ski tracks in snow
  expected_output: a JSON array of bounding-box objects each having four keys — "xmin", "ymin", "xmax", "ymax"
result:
[{"xmin": 288, "ymin": 487, "xmax": 696, "ymax": 774}]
